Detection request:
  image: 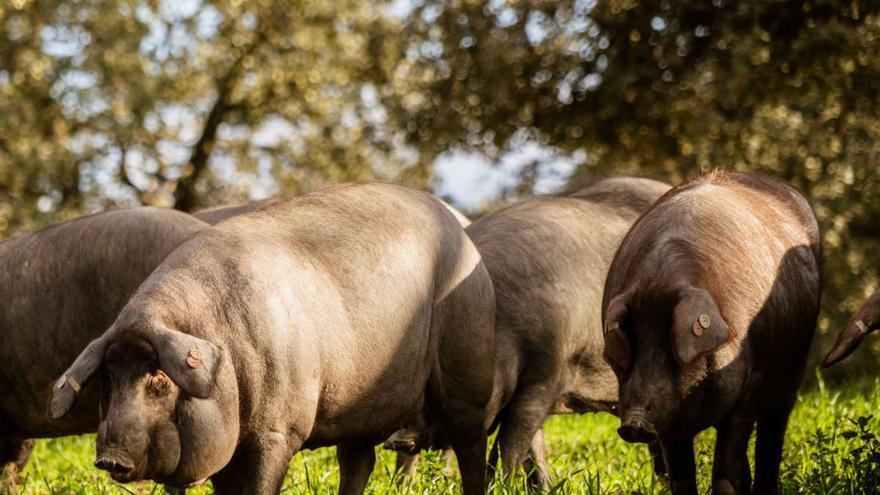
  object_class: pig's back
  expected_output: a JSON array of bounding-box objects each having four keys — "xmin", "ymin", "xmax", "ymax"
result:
[
  {"xmin": 0, "ymin": 208, "xmax": 206, "ymax": 434},
  {"xmin": 611, "ymin": 171, "xmax": 821, "ymax": 355},
  {"xmin": 467, "ymin": 178, "xmax": 669, "ymax": 402},
  {"xmin": 187, "ymin": 183, "xmax": 484, "ymax": 442}
]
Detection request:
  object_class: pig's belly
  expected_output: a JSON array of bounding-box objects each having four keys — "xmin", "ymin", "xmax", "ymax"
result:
[{"xmin": 304, "ymin": 359, "xmax": 432, "ymax": 447}]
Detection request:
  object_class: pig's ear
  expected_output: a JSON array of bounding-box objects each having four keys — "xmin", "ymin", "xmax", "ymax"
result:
[
  {"xmin": 604, "ymin": 291, "xmax": 632, "ymax": 372},
  {"xmin": 672, "ymin": 286, "xmax": 729, "ymax": 365},
  {"xmin": 49, "ymin": 337, "xmax": 107, "ymax": 419},
  {"xmin": 822, "ymin": 319, "xmax": 872, "ymax": 368},
  {"xmin": 151, "ymin": 329, "xmax": 220, "ymax": 399}
]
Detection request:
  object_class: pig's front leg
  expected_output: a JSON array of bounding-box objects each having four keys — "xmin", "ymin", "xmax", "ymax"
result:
[
  {"xmin": 712, "ymin": 412, "xmax": 754, "ymax": 495},
  {"xmin": 661, "ymin": 437, "xmax": 697, "ymax": 495},
  {"xmin": 212, "ymin": 432, "xmax": 299, "ymax": 495},
  {"xmin": 753, "ymin": 404, "xmax": 794, "ymax": 495},
  {"xmin": 336, "ymin": 443, "xmax": 376, "ymax": 495},
  {"xmin": 648, "ymin": 440, "xmax": 667, "ymax": 476}
]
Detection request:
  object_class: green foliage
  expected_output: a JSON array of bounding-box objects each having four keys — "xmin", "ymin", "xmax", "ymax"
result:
[
  {"xmin": 3, "ymin": 1, "xmax": 880, "ymax": 365},
  {"xmin": 7, "ymin": 379, "xmax": 880, "ymax": 494},
  {"xmin": 385, "ymin": 0, "xmax": 880, "ymax": 370},
  {"xmin": 0, "ymin": 0, "xmax": 413, "ymax": 232}
]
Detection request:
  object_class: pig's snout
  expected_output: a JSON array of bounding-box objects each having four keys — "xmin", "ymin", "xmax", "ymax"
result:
[
  {"xmin": 383, "ymin": 430, "xmax": 419, "ymax": 454},
  {"xmin": 94, "ymin": 454, "xmax": 135, "ymax": 474},
  {"xmin": 617, "ymin": 409, "xmax": 657, "ymax": 444}
]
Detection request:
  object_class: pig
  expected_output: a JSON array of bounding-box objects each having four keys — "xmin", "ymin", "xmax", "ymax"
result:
[
  {"xmin": 823, "ymin": 290, "xmax": 880, "ymax": 367},
  {"xmin": 194, "ymin": 198, "xmax": 470, "ymax": 227},
  {"xmin": 385, "ymin": 177, "xmax": 671, "ymax": 486},
  {"xmin": 49, "ymin": 182, "xmax": 496, "ymax": 495},
  {"xmin": 0, "ymin": 208, "xmax": 207, "ymax": 483},
  {"xmin": 602, "ymin": 171, "xmax": 822, "ymax": 495},
  {"xmin": 192, "ymin": 199, "xmax": 280, "ymax": 224}
]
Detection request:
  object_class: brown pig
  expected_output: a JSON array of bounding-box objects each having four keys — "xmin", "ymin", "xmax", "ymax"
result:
[
  {"xmin": 49, "ymin": 183, "xmax": 495, "ymax": 495},
  {"xmin": 823, "ymin": 290, "xmax": 880, "ymax": 367},
  {"xmin": 602, "ymin": 171, "xmax": 822, "ymax": 495},
  {"xmin": 0, "ymin": 208, "xmax": 207, "ymax": 483}
]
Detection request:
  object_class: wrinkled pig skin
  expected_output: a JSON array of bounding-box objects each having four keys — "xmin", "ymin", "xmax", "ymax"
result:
[
  {"xmin": 0, "ymin": 208, "xmax": 207, "ymax": 481},
  {"xmin": 50, "ymin": 183, "xmax": 496, "ymax": 495},
  {"xmin": 387, "ymin": 177, "xmax": 671, "ymax": 487},
  {"xmin": 602, "ymin": 171, "xmax": 822, "ymax": 495},
  {"xmin": 823, "ymin": 290, "xmax": 880, "ymax": 367}
]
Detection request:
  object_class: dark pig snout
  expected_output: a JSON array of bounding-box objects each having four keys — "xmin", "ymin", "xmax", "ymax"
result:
[
  {"xmin": 618, "ymin": 408, "xmax": 657, "ymax": 444},
  {"xmin": 383, "ymin": 430, "xmax": 420, "ymax": 453},
  {"xmin": 94, "ymin": 454, "xmax": 135, "ymax": 474}
]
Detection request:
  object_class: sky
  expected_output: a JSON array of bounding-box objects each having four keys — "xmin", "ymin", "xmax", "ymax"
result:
[
  {"xmin": 433, "ymin": 144, "xmax": 582, "ymax": 211},
  {"xmin": 30, "ymin": 0, "xmax": 587, "ymax": 214}
]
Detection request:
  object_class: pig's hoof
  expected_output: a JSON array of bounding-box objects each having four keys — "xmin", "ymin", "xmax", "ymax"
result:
[{"xmin": 713, "ymin": 480, "xmax": 737, "ymax": 495}]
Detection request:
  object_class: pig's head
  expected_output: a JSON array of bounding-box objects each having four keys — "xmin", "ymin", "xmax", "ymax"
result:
[
  {"xmin": 383, "ymin": 413, "xmax": 448, "ymax": 453},
  {"xmin": 823, "ymin": 290, "xmax": 880, "ymax": 367},
  {"xmin": 48, "ymin": 323, "xmax": 239, "ymax": 487},
  {"xmin": 603, "ymin": 283, "xmax": 743, "ymax": 442}
]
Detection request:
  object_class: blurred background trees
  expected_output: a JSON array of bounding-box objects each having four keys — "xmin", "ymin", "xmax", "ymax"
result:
[{"xmin": 1, "ymin": 0, "xmax": 879, "ymax": 372}]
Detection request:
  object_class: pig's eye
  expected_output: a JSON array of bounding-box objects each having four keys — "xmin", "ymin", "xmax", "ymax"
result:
[{"xmin": 147, "ymin": 371, "xmax": 171, "ymax": 395}]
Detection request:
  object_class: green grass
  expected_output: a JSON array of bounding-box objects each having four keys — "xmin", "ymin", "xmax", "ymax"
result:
[{"xmin": 7, "ymin": 374, "xmax": 879, "ymax": 494}]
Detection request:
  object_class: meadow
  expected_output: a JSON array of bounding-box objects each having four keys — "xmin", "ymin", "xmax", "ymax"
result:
[{"xmin": 9, "ymin": 373, "xmax": 879, "ymax": 495}]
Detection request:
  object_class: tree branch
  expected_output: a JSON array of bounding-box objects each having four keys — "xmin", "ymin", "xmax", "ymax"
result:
[{"xmin": 172, "ymin": 36, "xmax": 263, "ymax": 211}]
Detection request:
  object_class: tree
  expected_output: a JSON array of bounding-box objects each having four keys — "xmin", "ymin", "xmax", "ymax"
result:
[
  {"xmin": 0, "ymin": 0, "xmax": 411, "ymax": 234},
  {"xmin": 385, "ymin": 0, "xmax": 880, "ymax": 369}
]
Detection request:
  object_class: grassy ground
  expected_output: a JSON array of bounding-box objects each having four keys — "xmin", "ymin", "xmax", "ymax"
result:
[{"xmin": 7, "ymin": 373, "xmax": 879, "ymax": 494}]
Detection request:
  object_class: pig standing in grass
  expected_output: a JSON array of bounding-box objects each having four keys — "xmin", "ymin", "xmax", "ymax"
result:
[
  {"xmin": 823, "ymin": 290, "xmax": 880, "ymax": 367},
  {"xmin": 386, "ymin": 177, "xmax": 671, "ymax": 486},
  {"xmin": 602, "ymin": 171, "xmax": 821, "ymax": 495},
  {"xmin": 50, "ymin": 183, "xmax": 495, "ymax": 495},
  {"xmin": 0, "ymin": 208, "xmax": 206, "ymax": 483}
]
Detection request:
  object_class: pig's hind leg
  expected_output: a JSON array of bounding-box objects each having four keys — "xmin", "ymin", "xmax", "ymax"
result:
[{"xmin": 428, "ymin": 259, "xmax": 496, "ymax": 495}]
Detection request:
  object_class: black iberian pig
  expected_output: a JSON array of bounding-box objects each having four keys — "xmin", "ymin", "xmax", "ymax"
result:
[
  {"xmin": 50, "ymin": 183, "xmax": 496, "ymax": 495},
  {"xmin": 0, "ymin": 208, "xmax": 206, "ymax": 483},
  {"xmin": 602, "ymin": 171, "xmax": 822, "ymax": 495},
  {"xmin": 386, "ymin": 177, "xmax": 671, "ymax": 486}
]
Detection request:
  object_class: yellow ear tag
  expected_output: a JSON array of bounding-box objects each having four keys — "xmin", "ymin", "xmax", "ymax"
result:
[
  {"xmin": 186, "ymin": 349, "xmax": 204, "ymax": 369},
  {"xmin": 67, "ymin": 376, "xmax": 81, "ymax": 393},
  {"xmin": 699, "ymin": 314, "xmax": 711, "ymax": 329},
  {"xmin": 606, "ymin": 320, "xmax": 620, "ymax": 334}
]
